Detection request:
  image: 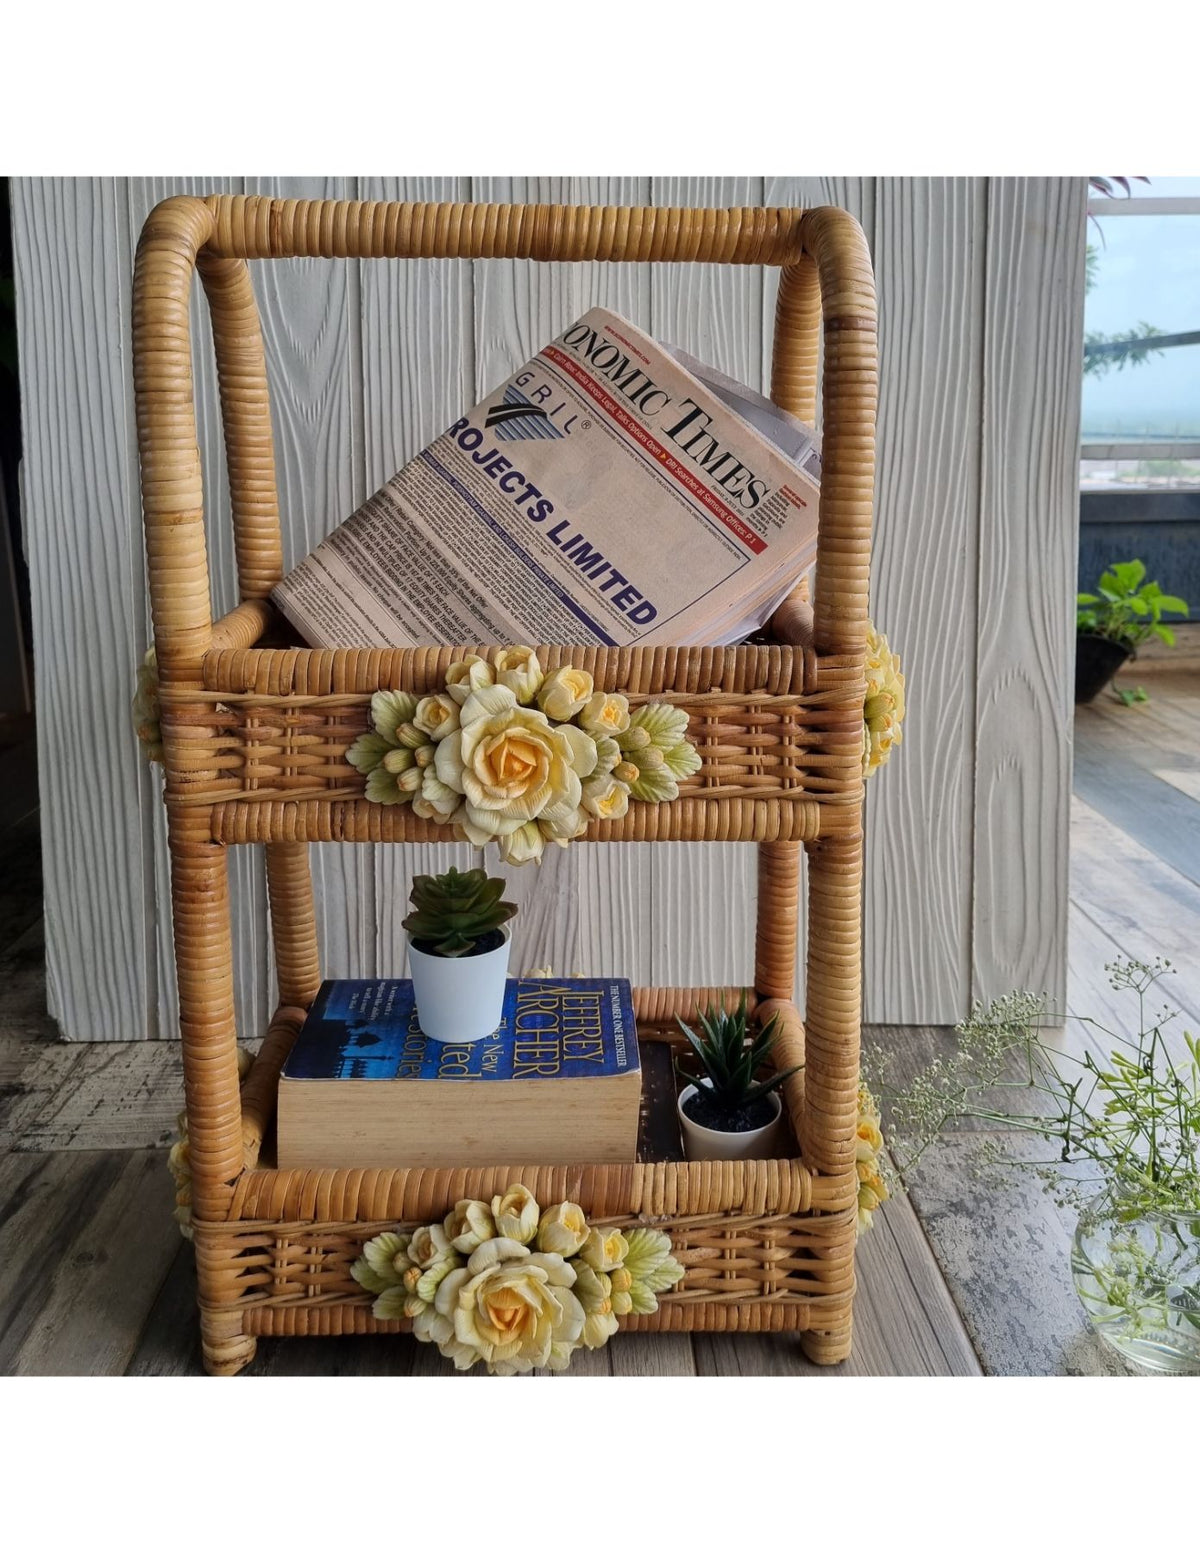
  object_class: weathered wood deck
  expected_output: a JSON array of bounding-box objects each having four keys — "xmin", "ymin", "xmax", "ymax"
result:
[{"xmin": 3, "ymin": 672, "xmax": 1195, "ymax": 1375}]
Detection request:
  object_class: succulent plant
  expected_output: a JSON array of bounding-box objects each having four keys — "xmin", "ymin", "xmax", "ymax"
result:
[
  {"xmin": 675, "ymin": 992, "xmax": 801, "ymax": 1121},
  {"xmin": 401, "ymin": 866, "xmax": 517, "ymax": 958}
]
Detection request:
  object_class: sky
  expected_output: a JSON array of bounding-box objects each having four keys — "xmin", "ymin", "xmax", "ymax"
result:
[{"xmin": 1082, "ymin": 175, "xmax": 1200, "ymax": 441}]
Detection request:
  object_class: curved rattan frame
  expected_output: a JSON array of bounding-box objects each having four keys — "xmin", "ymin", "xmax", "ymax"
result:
[{"xmin": 132, "ymin": 194, "xmax": 877, "ymax": 1375}]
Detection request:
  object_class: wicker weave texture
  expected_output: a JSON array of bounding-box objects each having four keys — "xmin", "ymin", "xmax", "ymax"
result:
[{"xmin": 132, "ymin": 193, "xmax": 877, "ymax": 1376}]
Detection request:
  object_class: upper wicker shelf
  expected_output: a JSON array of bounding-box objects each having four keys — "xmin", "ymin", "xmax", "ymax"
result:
[{"xmin": 162, "ymin": 634, "xmax": 864, "ymax": 847}]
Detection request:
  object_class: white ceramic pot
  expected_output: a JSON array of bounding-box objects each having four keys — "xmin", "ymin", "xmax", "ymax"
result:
[
  {"xmin": 677, "ymin": 1081, "xmax": 784, "ymax": 1161},
  {"xmin": 407, "ymin": 928, "xmax": 511, "ymax": 1044}
]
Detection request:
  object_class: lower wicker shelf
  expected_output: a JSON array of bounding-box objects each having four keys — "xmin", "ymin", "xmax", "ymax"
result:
[{"xmin": 192, "ymin": 991, "xmax": 858, "ymax": 1373}]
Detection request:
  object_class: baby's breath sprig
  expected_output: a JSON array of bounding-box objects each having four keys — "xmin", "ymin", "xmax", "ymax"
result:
[{"xmin": 865, "ymin": 958, "xmax": 1200, "ymax": 1221}]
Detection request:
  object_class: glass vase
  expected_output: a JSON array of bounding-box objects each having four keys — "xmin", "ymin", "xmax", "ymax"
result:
[{"xmin": 1072, "ymin": 1192, "xmax": 1200, "ymax": 1374}]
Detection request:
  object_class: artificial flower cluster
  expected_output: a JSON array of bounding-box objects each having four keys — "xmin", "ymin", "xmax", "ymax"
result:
[
  {"xmin": 132, "ymin": 647, "xmax": 164, "ymax": 764},
  {"xmin": 862, "ymin": 624, "xmax": 905, "ymax": 778},
  {"xmin": 854, "ymin": 1081, "xmax": 890, "ymax": 1235},
  {"xmin": 351, "ymin": 1183, "xmax": 685, "ymax": 1374},
  {"xmin": 347, "ymin": 648, "xmax": 701, "ymax": 865}
]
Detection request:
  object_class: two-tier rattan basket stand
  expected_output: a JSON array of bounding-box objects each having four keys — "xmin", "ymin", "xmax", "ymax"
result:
[{"xmin": 133, "ymin": 194, "xmax": 877, "ymax": 1375}]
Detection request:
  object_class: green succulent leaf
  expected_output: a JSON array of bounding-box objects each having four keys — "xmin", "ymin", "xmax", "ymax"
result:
[{"xmin": 402, "ymin": 865, "xmax": 517, "ymax": 957}]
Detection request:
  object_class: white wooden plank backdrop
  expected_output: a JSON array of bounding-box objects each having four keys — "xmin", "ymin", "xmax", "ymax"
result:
[{"xmin": 11, "ymin": 176, "xmax": 1086, "ymax": 1039}]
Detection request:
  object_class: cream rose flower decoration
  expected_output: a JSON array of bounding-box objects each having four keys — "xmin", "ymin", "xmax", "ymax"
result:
[
  {"xmin": 352, "ymin": 1186, "xmax": 686, "ymax": 1372},
  {"xmin": 351, "ymin": 649, "xmax": 699, "ymax": 862},
  {"xmin": 444, "ymin": 1198, "xmax": 496, "ymax": 1254},
  {"xmin": 538, "ymin": 664, "xmax": 594, "ymax": 721},
  {"xmin": 498, "ymin": 821, "xmax": 546, "ymax": 867},
  {"xmin": 491, "ymin": 1184, "xmax": 540, "ymax": 1244},
  {"xmin": 444, "ymin": 654, "xmax": 495, "ymax": 705},
  {"xmin": 493, "ymin": 646, "xmax": 544, "ymax": 705},
  {"xmin": 436, "ymin": 690, "xmax": 582, "ymax": 835},
  {"xmin": 413, "ymin": 693, "xmax": 460, "ymax": 742},
  {"xmin": 536, "ymin": 1201, "xmax": 590, "ymax": 1258},
  {"xmin": 862, "ymin": 623, "xmax": 905, "ymax": 778},
  {"xmin": 579, "ymin": 690, "xmax": 631, "ymax": 737},
  {"xmin": 579, "ymin": 1225, "xmax": 629, "ymax": 1273}
]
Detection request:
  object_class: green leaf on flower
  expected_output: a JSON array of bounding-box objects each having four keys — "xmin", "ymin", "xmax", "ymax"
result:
[
  {"xmin": 643, "ymin": 1257, "xmax": 685, "ymax": 1292},
  {"xmin": 365, "ymin": 767, "xmax": 409, "ymax": 805},
  {"xmin": 362, "ymin": 1231, "xmax": 410, "ymax": 1281},
  {"xmin": 627, "ymin": 1282, "xmax": 661, "ymax": 1316},
  {"xmin": 629, "ymin": 764, "xmax": 680, "ymax": 803},
  {"xmin": 370, "ymin": 690, "xmax": 419, "ymax": 743},
  {"xmin": 629, "ymin": 701, "xmax": 690, "ymax": 748},
  {"xmin": 663, "ymin": 740, "xmax": 702, "ymax": 780},
  {"xmin": 372, "ymin": 1285, "xmax": 410, "ymax": 1322},
  {"xmin": 346, "ymin": 731, "xmax": 392, "ymax": 775},
  {"xmin": 350, "ymin": 1256, "xmax": 391, "ymax": 1294}
]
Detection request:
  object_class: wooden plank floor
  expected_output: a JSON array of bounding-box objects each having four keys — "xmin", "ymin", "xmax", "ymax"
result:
[
  {"xmin": 903, "ymin": 669, "xmax": 1200, "ymax": 1374},
  {"xmin": 3, "ymin": 674, "xmax": 1196, "ymax": 1376}
]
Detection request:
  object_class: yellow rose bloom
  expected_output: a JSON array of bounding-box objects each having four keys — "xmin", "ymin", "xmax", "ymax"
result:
[
  {"xmin": 491, "ymin": 1184, "xmax": 540, "ymax": 1244},
  {"xmin": 435, "ymin": 699, "xmax": 581, "ymax": 827},
  {"xmin": 579, "ymin": 691, "xmax": 632, "ymax": 736},
  {"xmin": 444, "ymin": 1198, "xmax": 496, "ymax": 1254},
  {"xmin": 582, "ymin": 774, "xmax": 630, "ymax": 822},
  {"xmin": 450, "ymin": 1254, "xmax": 585, "ymax": 1373},
  {"xmin": 537, "ymin": 664, "xmax": 594, "ymax": 721},
  {"xmin": 413, "ymin": 693, "xmax": 461, "ymax": 742},
  {"xmin": 862, "ymin": 624, "xmax": 905, "ymax": 778},
  {"xmin": 444, "ymin": 654, "xmax": 495, "ymax": 706},
  {"xmin": 537, "ymin": 1201, "xmax": 590, "ymax": 1257},
  {"xmin": 579, "ymin": 1225, "xmax": 629, "ymax": 1273},
  {"xmin": 538, "ymin": 798, "xmax": 588, "ymax": 846},
  {"xmin": 408, "ymin": 1222, "xmax": 453, "ymax": 1269},
  {"xmin": 498, "ymin": 821, "xmax": 545, "ymax": 867}
]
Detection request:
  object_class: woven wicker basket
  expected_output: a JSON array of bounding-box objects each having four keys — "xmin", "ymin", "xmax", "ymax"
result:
[{"xmin": 133, "ymin": 194, "xmax": 877, "ymax": 1375}]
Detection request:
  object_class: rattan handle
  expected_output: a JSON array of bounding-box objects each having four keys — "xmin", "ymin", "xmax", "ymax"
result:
[{"xmin": 134, "ymin": 194, "xmax": 876, "ymax": 674}]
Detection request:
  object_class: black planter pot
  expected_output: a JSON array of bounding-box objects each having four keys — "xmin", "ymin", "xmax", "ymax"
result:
[{"xmin": 1075, "ymin": 633, "xmax": 1134, "ymax": 704}]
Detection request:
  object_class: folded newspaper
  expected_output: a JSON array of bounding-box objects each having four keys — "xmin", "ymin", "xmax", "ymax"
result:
[{"xmin": 272, "ymin": 307, "xmax": 822, "ymax": 649}]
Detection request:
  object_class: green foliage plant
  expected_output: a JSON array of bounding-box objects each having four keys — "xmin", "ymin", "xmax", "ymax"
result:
[
  {"xmin": 1077, "ymin": 559, "xmax": 1189, "ymax": 652},
  {"xmin": 402, "ymin": 866, "xmax": 517, "ymax": 958},
  {"xmin": 865, "ymin": 958, "xmax": 1200, "ymax": 1222},
  {"xmin": 675, "ymin": 992, "xmax": 802, "ymax": 1124}
]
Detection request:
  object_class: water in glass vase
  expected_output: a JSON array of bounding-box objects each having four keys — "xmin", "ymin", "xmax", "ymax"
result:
[{"xmin": 1071, "ymin": 1194, "xmax": 1200, "ymax": 1374}]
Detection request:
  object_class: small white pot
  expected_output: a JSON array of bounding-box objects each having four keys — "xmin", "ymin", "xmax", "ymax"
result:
[
  {"xmin": 407, "ymin": 928, "xmax": 511, "ymax": 1044},
  {"xmin": 677, "ymin": 1081, "xmax": 784, "ymax": 1161}
]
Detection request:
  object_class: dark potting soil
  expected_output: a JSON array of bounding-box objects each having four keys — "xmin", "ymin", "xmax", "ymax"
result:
[
  {"xmin": 682, "ymin": 1089, "xmax": 777, "ymax": 1134},
  {"xmin": 411, "ymin": 928, "xmax": 507, "ymax": 959}
]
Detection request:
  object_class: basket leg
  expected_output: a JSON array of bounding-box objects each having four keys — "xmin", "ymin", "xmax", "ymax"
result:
[
  {"xmin": 801, "ymin": 1309, "xmax": 854, "ymax": 1366},
  {"xmin": 200, "ymin": 1307, "xmax": 257, "ymax": 1377},
  {"xmin": 170, "ymin": 825, "xmax": 249, "ymax": 1372}
]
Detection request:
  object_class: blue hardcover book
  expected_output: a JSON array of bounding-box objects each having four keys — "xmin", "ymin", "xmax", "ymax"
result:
[{"xmin": 277, "ymin": 979, "xmax": 641, "ymax": 1169}]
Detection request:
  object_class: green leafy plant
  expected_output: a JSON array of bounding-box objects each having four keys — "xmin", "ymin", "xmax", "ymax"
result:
[
  {"xmin": 401, "ymin": 866, "xmax": 517, "ymax": 958},
  {"xmin": 675, "ymin": 993, "xmax": 801, "ymax": 1126},
  {"xmin": 1115, "ymin": 685, "xmax": 1148, "ymax": 707},
  {"xmin": 865, "ymin": 959, "xmax": 1200, "ymax": 1220},
  {"xmin": 1077, "ymin": 559, "xmax": 1189, "ymax": 651}
]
